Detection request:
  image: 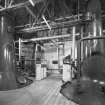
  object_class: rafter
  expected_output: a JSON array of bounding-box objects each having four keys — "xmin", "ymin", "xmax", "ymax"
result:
[
  {"xmin": 32, "ymin": 0, "xmax": 49, "ymax": 27},
  {"xmin": 8, "ymin": 0, "xmax": 14, "ymax": 7},
  {"xmin": 42, "ymin": 15, "xmax": 51, "ymax": 30},
  {"xmin": 0, "ymin": 1, "xmax": 30, "ymax": 11},
  {"xmin": 43, "ymin": 0, "xmax": 52, "ymax": 19},
  {"xmin": 25, "ymin": 6, "xmax": 37, "ymax": 22},
  {"xmin": 0, "ymin": 0, "xmax": 44, "ymax": 12},
  {"xmin": 19, "ymin": 14, "xmax": 85, "ymax": 33}
]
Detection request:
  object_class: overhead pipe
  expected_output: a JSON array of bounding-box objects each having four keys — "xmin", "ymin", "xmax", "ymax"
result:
[
  {"xmin": 14, "ymin": 14, "xmax": 105, "ymax": 33},
  {"xmin": 15, "ymin": 33, "xmax": 79, "ymax": 43},
  {"xmin": 19, "ymin": 15, "xmax": 85, "ymax": 33},
  {"xmin": 15, "ymin": 14, "xmax": 83, "ymax": 29}
]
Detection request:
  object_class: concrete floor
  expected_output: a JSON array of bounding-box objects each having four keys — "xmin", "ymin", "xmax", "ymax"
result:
[{"xmin": 0, "ymin": 73, "xmax": 77, "ymax": 105}]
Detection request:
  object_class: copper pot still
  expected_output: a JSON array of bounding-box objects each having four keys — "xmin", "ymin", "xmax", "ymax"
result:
[{"xmin": 60, "ymin": 0, "xmax": 105, "ymax": 105}]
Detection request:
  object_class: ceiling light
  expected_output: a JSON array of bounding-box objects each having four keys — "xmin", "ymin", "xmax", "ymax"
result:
[
  {"xmin": 29, "ymin": 0, "xmax": 35, "ymax": 6},
  {"xmin": 99, "ymin": 81, "xmax": 105, "ymax": 85},
  {"xmin": 93, "ymin": 80, "xmax": 98, "ymax": 83}
]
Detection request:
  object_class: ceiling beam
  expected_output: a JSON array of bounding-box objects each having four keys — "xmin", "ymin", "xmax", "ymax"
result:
[
  {"xmin": 42, "ymin": 15, "xmax": 51, "ymax": 30},
  {"xmin": 0, "ymin": 0, "xmax": 44, "ymax": 12},
  {"xmin": 15, "ymin": 14, "xmax": 83, "ymax": 28},
  {"xmin": 25, "ymin": 6, "xmax": 37, "ymax": 20},
  {"xmin": 32, "ymin": 0, "xmax": 49, "ymax": 26},
  {"xmin": 0, "ymin": 1, "xmax": 30, "ymax": 11},
  {"xmin": 19, "ymin": 16, "xmax": 90, "ymax": 33}
]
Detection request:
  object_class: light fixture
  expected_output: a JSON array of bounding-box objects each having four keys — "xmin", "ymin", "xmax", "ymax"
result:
[
  {"xmin": 28, "ymin": 0, "xmax": 35, "ymax": 6},
  {"xmin": 99, "ymin": 81, "xmax": 105, "ymax": 85},
  {"xmin": 93, "ymin": 80, "xmax": 98, "ymax": 83}
]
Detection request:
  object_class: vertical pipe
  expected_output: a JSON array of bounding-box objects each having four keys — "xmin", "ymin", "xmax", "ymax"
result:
[
  {"xmin": 0, "ymin": 12, "xmax": 17, "ymax": 90},
  {"xmin": 57, "ymin": 46, "xmax": 59, "ymax": 70},
  {"xmin": 58, "ymin": 47, "xmax": 60, "ymax": 69},
  {"xmin": 32, "ymin": 43, "xmax": 36, "ymax": 75},
  {"xmin": 19, "ymin": 38, "xmax": 21, "ymax": 61},
  {"xmin": 5, "ymin": 0, "xmax": 7, "ymax": 8},
  {"xmin": 71, "ymin": 26, "xmax": 76, "ymax": 80},
  {"xmin": 72, "ymin": 26, "xmax": 76, "ymax": 61},
  {"xmin": 81, "ymin": 26, "xmax": 84, "ymax": 61},
  {"xmin": 77, "ymin": 0, "xmax": 80, "ymax": 20},
  {"xmin": 58, "ymin": 44, "xmax": 64, "ymax": 72},
  {"xmin": 34, "ymin": 44, "xmax": 37, "ymax": 77}
]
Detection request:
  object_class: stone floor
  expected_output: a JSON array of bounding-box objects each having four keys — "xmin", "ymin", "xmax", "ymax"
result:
[{"xmin": 0, "ymin": 73, "xmax": 77, "ymax": 105}]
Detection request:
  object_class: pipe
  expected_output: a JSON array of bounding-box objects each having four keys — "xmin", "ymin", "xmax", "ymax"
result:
[
  {"xmin": 15, "ymin": 14, "xmax": 83, "ymax": 29},
  {"xmin": 72, "ymin": 26, "xmax": 76, "ymax": 61},
  {"xmin": 5, "ymin": 0, "xmax": 7, "ymax": 8},
  {"xmin": 19, "ymin": 16, "xmax": 84, "ymax": 33},
  {"xmin": 19, "ymin": 38, "xmax": 21, "ymax": 61},
  {"xmin": 16, "ymin": 33, "xmax": 79, "ymax": 43}
]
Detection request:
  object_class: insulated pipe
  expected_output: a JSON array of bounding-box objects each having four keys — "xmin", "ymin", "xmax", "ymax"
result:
[{"xmin": 0, "ymin": 12, "xmax": 17, "ymax": 90}]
